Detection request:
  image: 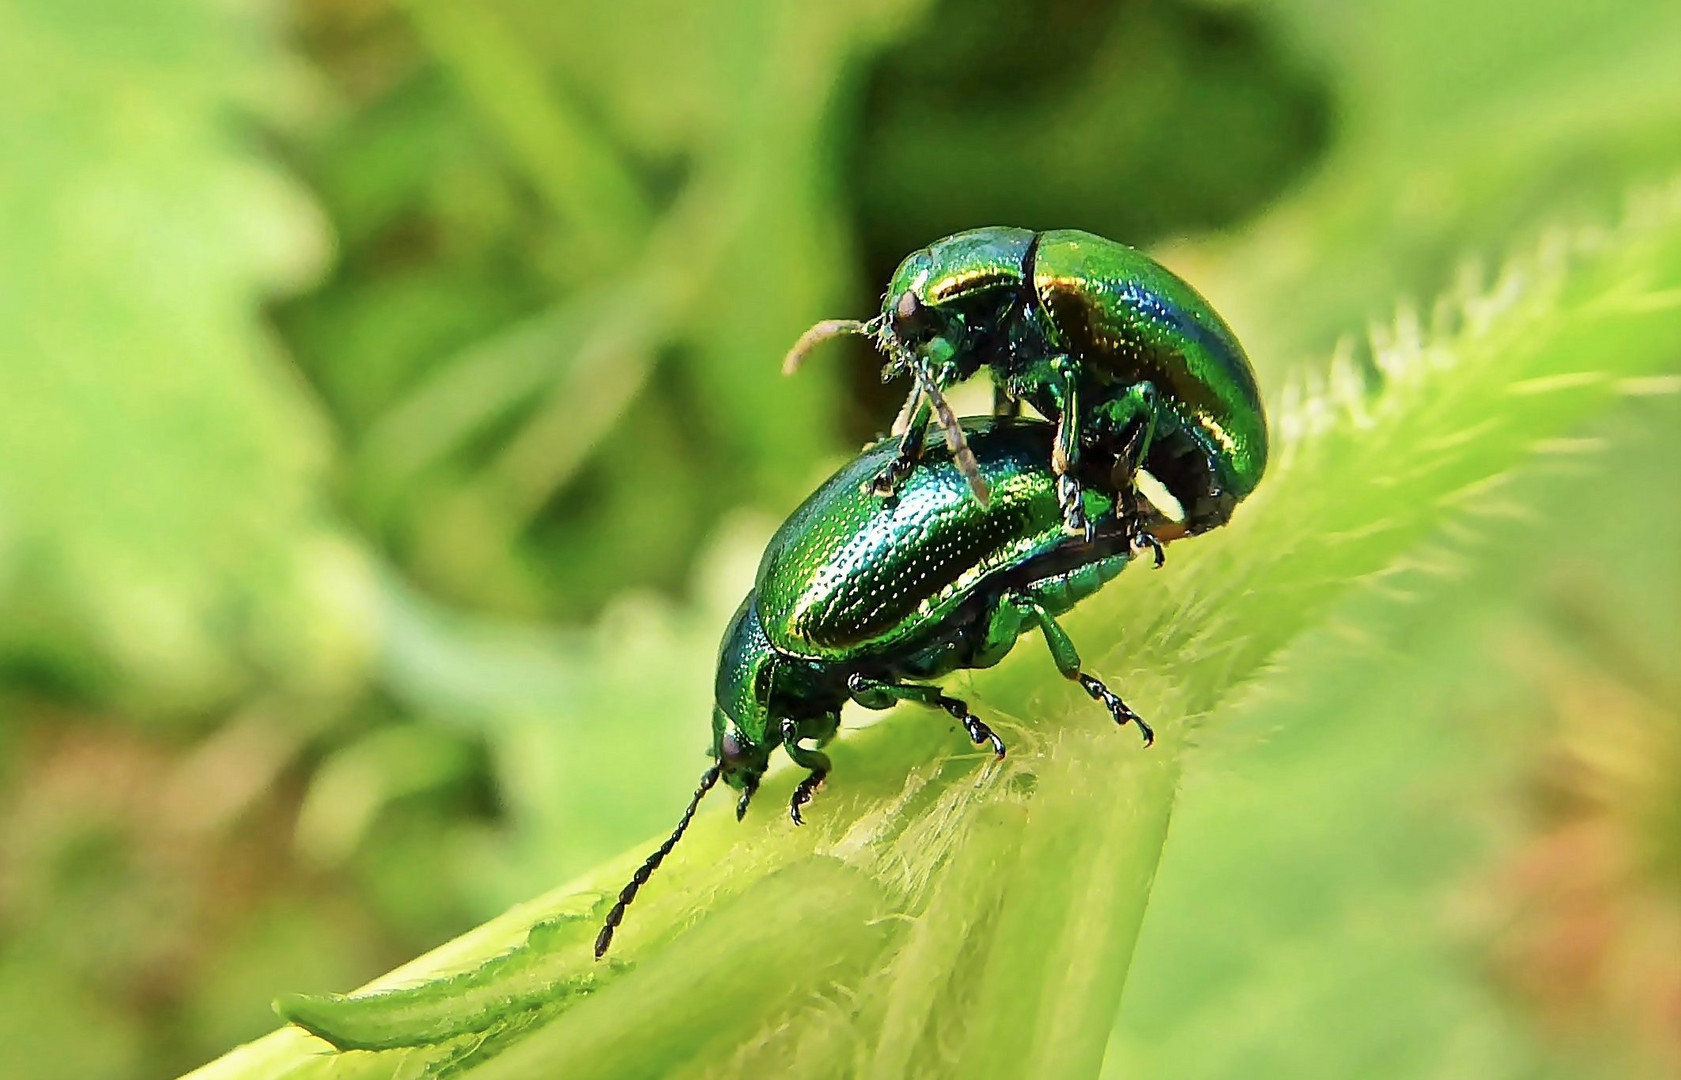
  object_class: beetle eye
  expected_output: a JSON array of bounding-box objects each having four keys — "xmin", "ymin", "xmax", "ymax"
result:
[
  {"xmin": 719, "ymin": 730, "xmax": 746, "ymax": 766},
  {"xmin": 893, "ymin": 290, "xmax": 930, "ymax": 337}
]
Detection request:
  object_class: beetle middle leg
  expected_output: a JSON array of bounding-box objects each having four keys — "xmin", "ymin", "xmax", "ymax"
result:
[
  {"xmin": 846, "ymin": 673, "xmax": 1005, "ymax": 759},
  {"xmin": 1047, "ymin": 355, "xmax": 1092, "ymax": 541},
  {"xmin": 1009, "ymin": 594, "xmax": 1154, "ymax": 746},
  {"xmin": 1094, "ymin": 382, "xmax": 1169, "ymax": 564}
]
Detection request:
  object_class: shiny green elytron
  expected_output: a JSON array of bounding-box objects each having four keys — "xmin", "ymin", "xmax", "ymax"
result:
[
  {"xmin": 595, "ymin": 418, "xmax": 1158, "ymax": 958},
  {"xmin": 785, "ymin": 226, "xmax": 1267, "ymax": 540}
]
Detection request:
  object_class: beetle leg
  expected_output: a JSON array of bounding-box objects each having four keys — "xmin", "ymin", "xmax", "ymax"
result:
[
  {"xmin": 890, "ymin": 382, "xmax": 924, "ymax": 436},
  {"xmin": 992, "ymin": 379, "xmax": 1022, "ymax": 419},
  {"xmin": 1012, "ymin": 595, "xmax": 1153, "ymax": 746},
  {"xmin": 846, "ymin": 674, "xmax": 1005, "ymax": 759},
  {"xmin": 779, "ymin": 718, "xmax": 832, "ymax": 825},
  {"xmin": 1094, "ymin": 382, "xmax": 1168, "ymax": 560},
  {"xmin": 1047, "ymin": 355, "xmax": 1091, "ymax": 540},
  {"xmin": 788, "ymin": 771, "xmax": 825, "ymax": 826},
  {"xmin": 734, "ymin": 775, "xmax": 758, "ymax": 821},
  {"xmin": 867, "ymin": 389, "xmax": 931, "ymax": 498},
  {"xmin": 1077, "ymin": 672, "xmax": 1154, "ymax": 747},
  {"xmin": 1130, "ymin": 526, "xmax": 1166, "ymax": 569}
]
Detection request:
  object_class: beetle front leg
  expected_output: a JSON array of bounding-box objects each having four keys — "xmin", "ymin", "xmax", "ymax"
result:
[
  {"xmin": 1011, "ymin": 594, "xmax": 1153, "ymax": 746},
  {"xmin": 992, "ymin": 379, "xmax": 1022, "ymax": 419},
  {"xmin": 867, "ymin": 388, "xmax": 932, "ymax": 498},
  {"xmin": 846, "ymin": 673, "xmax": 1005, "ymax": 758},
  {"xmin": 778, "ymin": 718, "xmax": 832, "ymax": 825}
]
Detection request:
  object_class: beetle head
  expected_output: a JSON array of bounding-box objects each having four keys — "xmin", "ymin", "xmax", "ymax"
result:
[
  {"xmin": 879, "ymin": 227, "xmax": 1037, "ymax": 384},
  {"xmin": 711, "ymin": 705, "xmax": 769, "ymax": 798},
  {"xmin": 711, "ymin": 594, "xmax": 780, "ymax": 813},
  {"xmin": 880, "ymin": 252, "xmax": 972, "ymax": 385}
]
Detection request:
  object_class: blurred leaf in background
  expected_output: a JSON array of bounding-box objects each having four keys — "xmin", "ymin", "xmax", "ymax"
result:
[{"xmin": 0, "ymin": 0, "xmax": 382, "ymax": 1075}]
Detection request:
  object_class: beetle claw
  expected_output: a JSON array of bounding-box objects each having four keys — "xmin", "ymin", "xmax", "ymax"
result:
[
  {"xmin": 969, "ymin": 718, "xmax": 1007, "ymax": 760},
  {"xmin": 735, "ymin": 778, "xmax": 757, "ymax": 821},
  {"xmin": 1134, "ymin": 528, "xmax": 1165, "ymax": 568},
  {"xmin": 1077, "ymin": 672, "xmax": 1153, "ymax": 748},
  {"xmin": 788, "ymin": 770, "xmax": 825, "ymax": 825}
]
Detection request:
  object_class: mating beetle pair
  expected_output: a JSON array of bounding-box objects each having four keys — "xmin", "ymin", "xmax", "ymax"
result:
[{"xmin": 595, "ymin": 228, "xmax": 1267, "ymax": 957}]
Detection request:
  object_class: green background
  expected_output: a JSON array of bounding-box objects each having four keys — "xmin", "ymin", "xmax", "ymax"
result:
[{"xmin": 0, "ymin": 0, "xmax": 1676, "ymax": 1077}]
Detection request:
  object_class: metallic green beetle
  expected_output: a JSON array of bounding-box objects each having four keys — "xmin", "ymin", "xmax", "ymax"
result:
[
  {"xmin": 785, "ymin": 226, "xmax": 1268, "ymax": 543},
  {"xmin": 595, "ymin": 418, "xmax": 1163, "ymax": 958}
]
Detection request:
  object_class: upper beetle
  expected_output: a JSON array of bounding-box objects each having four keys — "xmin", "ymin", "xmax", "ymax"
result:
[
  {"xmin": 594, "ymin": 418, "xmax": 1171, "ymax": 958},
  {"xmin": 785, "ymin": 227, "xmax": 1268, "ymax": 543}
]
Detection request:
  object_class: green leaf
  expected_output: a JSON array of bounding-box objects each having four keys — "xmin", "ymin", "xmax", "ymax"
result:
[
  {"xmin": 182, "ymin": 183, "xmax": 1681, "ymax": 1080},
  {"xmin": 0, "ymin": 0, "xmax": 372, "ymax": 714}
]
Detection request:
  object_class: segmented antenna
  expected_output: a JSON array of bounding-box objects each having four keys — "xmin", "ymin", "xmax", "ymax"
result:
[
  {"xmin": 781, "ymin": 319, "xmax": 872, "ymax": 374},
  {"xmin": 594, "ymin": 764, "xmax": 721, "ymax": 959},
  {"xmin": 910, "ymin": 354, "xmax": 990, "ymax": 504}
]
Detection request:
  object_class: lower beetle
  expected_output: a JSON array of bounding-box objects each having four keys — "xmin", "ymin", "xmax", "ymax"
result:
[
  {"xmin": 784, "ymin": 226, "xmax": 1267, "ymax": 542},
  {"xmin": 595, "ymin": 418, "xmax": 1170, "ymax": 958}
]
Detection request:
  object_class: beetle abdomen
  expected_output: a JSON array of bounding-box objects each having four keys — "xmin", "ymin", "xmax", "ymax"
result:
[
  {"xmin": 1032, "ymin": 229, "xmax": 1268, "ymax": 504},
  {"xmin": 756, "ymin": 421, "xmax": 1100, "ymax": 660}
]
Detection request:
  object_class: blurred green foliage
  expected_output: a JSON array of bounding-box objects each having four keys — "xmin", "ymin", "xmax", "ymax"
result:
[{"xmin": 0, "ymin": 0, "xmax": 1676, "ymax": 1077}]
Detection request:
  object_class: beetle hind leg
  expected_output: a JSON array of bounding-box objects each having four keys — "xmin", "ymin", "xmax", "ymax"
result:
[{"xmin": 1011, "ymin": 592, "xmax": 1154, "ymax": 746}]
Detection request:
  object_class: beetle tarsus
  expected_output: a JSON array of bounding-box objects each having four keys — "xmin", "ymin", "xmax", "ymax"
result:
[
  {"xmin": 867, "ymin": 453, "xmax": 916, "ymax": 499},
  {"xmin": 735, "ymin": 777, "xmax": 758, "ymax": 821},
  {"xmin": 1077, "ymin": 673, "xmax": 1153, "ymax": 747},
  {"xmin": 1132, "ymin": 525, "xmax": 1165, "ymax": 569},
  {"xmin": 789, "ymin": 770, "xmax": 826, "ymax": 825},
  {"xmin": 938, "ymin": 693, "xmax": 1006, "ymax": 759},
  {"xmin": 1056, "ymin": 472, "xmax": 1091, "ymax": 539}
]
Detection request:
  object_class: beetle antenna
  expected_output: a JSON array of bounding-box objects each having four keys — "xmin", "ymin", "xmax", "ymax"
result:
[
  {"xmin": 594, "ymin": 764, "xmax": 721, "ymax": 959},
  {"xmin": 910, "ymin": 355, "xmax": 990, "ymax": 505},
  {"xmin": 782, "ymin": 319, "xmax": 872, "ymax": 375}
]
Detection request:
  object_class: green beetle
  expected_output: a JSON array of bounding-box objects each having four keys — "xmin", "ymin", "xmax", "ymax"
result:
[
  {"xmin": 595, "ymin": 418, "xmax": 1166, "ymax": 958},
  {"xmin": 785, "ymin": 226, "xmax": 1267, "ymax": 543}
]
